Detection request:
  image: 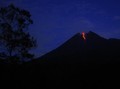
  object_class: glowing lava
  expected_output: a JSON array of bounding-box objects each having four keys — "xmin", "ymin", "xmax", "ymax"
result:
[{"xmin": 82, "ymin": 32, "xmax": 86, "ymax": 40}]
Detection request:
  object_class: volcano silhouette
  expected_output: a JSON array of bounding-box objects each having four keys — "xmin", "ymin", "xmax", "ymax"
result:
[
  {"xmin": 25, "ymin": 31, "xmax": 120, "ymax": 88},
  {"xmin": 2, "ymin": 31, "xmax": 120, "ymax": 89},
  {"xmin": 32, "ymin": 31, "xmax": 120, "ymax": 64}
]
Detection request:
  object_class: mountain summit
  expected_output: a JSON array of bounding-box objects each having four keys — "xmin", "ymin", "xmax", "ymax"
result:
[
  {"xmin": 32, "ymin": 31, "xmax": 120, "ymax": 64},
  {"xmin": 26, "ymin": 31, "xmax": 120, "ymax": 89}
]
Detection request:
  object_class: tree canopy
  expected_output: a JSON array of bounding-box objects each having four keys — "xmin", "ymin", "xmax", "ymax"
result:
[{"xmin": 0, "ymin": 4, "xmax": 36, "ymax": 63}]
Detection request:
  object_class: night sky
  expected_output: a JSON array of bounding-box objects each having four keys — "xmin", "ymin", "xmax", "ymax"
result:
[{"xmin": 1, "ymin": 0, "xmax": 120, "ymax": 57}]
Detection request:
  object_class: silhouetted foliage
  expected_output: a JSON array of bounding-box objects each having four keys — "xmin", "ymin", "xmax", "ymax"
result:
[{"xmin": 0, "ymin": 4, "xmax": 36, "ymax": 63}]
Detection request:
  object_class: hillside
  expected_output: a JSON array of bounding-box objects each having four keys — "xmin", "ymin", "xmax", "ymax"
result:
[{"xmin": 1, "ymin": 31, "xmax": 120, "ymax": 89}]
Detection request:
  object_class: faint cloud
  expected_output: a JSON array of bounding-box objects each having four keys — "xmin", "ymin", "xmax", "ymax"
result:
[
  {"xmin": 80, "ymin": 19, "xmax": 94, "ymax": 28},
  {"xmin": 113, "ymin": 16, "xmax": 120, "ymax": 20},
  {"xmin": 64, "ymin": 17, "xmax": 95, "ymax": 33}
]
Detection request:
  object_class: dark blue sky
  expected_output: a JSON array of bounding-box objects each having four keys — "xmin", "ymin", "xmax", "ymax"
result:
[{"xmin": 1, "ymin": 0, "xmax": 120, "ymax": 57}]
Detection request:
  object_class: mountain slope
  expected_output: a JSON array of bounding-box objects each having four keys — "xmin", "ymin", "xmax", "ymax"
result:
[
  {"xmin": 25, "ymin": 31, "xmax": 120, "ymax": 89},
  {"xmin": 31, "ymin": 31, "xmax": 120, "ymax": 64},
  {"xmin": 2, "ymin": 31, "xmax": 120, "ymax": 89}
]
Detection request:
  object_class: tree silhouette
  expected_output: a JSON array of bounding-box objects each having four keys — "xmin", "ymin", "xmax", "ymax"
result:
[{"xmin": 0, "ymin": 4, "xmax": 36, "ymax": 63}]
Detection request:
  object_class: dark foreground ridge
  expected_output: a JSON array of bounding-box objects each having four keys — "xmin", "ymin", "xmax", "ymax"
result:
[{"xmin": 1, "ymin": 31, "xmax": 120, "ymax": 89}]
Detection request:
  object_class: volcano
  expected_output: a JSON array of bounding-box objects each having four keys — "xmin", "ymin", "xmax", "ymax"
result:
[
  {"xmin": 32, "ymin": 31, "xmax": 120, "ymax": 64},
  {"xmin": 24, "ymin": 31, "xmax": 120, "ymax": 89},
  {"xmin": 2, "ymin": 31, "xmax": 120, "ymax": 89}
]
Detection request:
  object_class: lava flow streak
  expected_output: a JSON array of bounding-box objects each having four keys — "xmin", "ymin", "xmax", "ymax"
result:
[{"xmin": 82, "ymin": 32, "xmax": 86, "ymax": 40}]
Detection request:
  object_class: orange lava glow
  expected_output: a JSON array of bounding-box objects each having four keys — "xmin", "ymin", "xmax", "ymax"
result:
[{"xmin": 82, "ymin": 32, "xmax": 86, "ymax": 40}]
